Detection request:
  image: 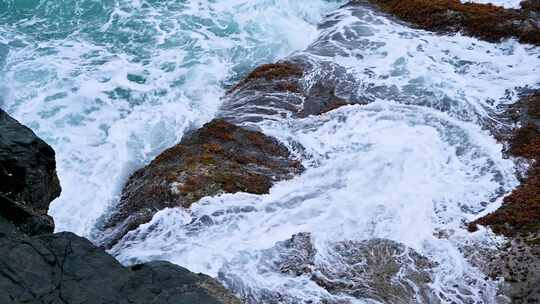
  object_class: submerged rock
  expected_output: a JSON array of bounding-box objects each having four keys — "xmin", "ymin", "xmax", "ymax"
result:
[
  {"xmin": 350, "ymin": 0, "xmax": 540, "ymax": 45},
  {"xmin": 285, "ymin": 235, "xmax": 438, "ymax": 304},
  {"xmin": 221, "ymin": 233, "xmax": 438, "ymax": 304},
  {"xmin": 0, "ymin": 109, "xmax": 60, "ymax": 235},
  {"xmin": 220, "ymin": 61, "xmax": 354, "ymax": 124},
  {"xmin": 100, "ymin": 119, "xmax": 303, "ymax": 248}
]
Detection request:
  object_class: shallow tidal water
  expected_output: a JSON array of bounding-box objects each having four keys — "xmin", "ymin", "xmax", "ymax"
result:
[{"xmin": 1, "ymin": 0, "xmax": 540, "ymax": 303}]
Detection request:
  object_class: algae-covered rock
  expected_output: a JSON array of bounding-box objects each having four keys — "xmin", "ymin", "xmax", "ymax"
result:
[
  {"xmin": 100, "ymin": 119, "xmax": 303, "ymax": 248},
  {"xmin": 350, "ymin": 0, "xmax": 540, "ymax": 45},
  {"xmin": 467, "ymin": 91, "xmax": 540, "ymax": 303}
]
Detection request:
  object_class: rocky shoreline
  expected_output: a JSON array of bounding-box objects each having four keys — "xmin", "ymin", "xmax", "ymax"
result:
[
  {"xmin": 0, "ymin": 109, "xmax": 240, "ymax": 304},
  {"xmin": 1, "ymin": 0, "xmax": 539, "ymax": 303},
  {"xmin": 103, "ymin": 0, "xmax": 540, "ymax": 298}
]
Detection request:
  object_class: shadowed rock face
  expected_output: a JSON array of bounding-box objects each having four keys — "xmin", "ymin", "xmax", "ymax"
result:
[
  {"xmin": 0, "ymin": 227, "xmax": 241, "ymax": 304},
  {"xmin": 0, "ymin": 109, "xmax": 61, "ymax": 235},
  {"xmin": 100, "ymin": 119, "xmax": 303, "ymax": 248},
  {"xmin": 349, "ymin": 0, "xmax": 540, "ymax": 45}
]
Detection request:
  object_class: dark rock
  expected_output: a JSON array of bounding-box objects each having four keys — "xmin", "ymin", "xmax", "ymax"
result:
[
  {"xmin": 100, "ymin": 119, "xmax": 303, "ymax": 248},
  {"xmin": 521, "ymin": 0, "xmax": 540, "ymax": 12},
  {"xmin": 0, "ymin": 229, "xmax": 241, "ymax": 304},
  {"xmin": 0, "ymin": 192, "xmax": 55, "ymax": 236},
  {"xmin": 0, "ymin": 109, "xmax": 60, "ymax": 235},
  {"xmin": 350, "ymin": 0, "xmax": 540, "ymax": 46}
]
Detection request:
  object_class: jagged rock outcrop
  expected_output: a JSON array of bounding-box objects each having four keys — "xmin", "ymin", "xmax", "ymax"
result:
[
  {"xmin": 0, "ymin": 109, "xmax": 60, "ymax": 235},
  {"xmin": 350, "ymin": 0, "xmax": 540, "ymax": 46},
  {"xmin": 0, "ymin": 226, "xmax": 240, "ymax": 304},
  {"xmin": 0, "ymin": 109, "xmax": 241, "ymax": 304},
  {"xmin": 468, "ymin": 91, "xmax": 540, "ymax": 303},
  {"xmin": 100, "ymin": 119, "xmax": 303, "ymax": 248},
  {"xmin": 100, "ymin": 48, "xmax": 364, "ymax": 248}
]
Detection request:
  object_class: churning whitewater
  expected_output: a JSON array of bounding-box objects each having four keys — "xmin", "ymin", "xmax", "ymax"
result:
[
  {"xmin": 1, "ymin": 0, "xmax": 539, "ymax": 303},
  {"xmin": 0, "ymin": 0, "xmax": 342, "ymax": 235}
]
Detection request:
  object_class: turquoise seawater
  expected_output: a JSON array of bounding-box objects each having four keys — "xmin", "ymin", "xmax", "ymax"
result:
[
  {"xmin": 3, "ymin": 1, "xmax": 540, "ymax": 302},
  {"xmin": 0, "ymin": 0, "xmax": 343, "ymax": 235}
]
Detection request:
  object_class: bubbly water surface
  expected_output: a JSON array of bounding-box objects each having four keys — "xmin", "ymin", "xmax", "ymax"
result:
[
  {"xmin": 1, "ymin": 0, "xmax": 540, "ymax": 303},
  {"xmin": 0, "ymin": 0, "xmax": 342, "ymax": 235}
]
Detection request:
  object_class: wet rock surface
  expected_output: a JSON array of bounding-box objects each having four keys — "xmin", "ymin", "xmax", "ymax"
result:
[
  {"xmin": 220, "ymin": 61, "xmax": 356, "ymax": 124},
  {"xmin": 0, "ymin": 109, "xmax": 61, "ymax": 235},
  {"xmin": 468, "ymin": 91, "xmax": 540, "ymax": 303},
  {"xmin": 289, "ymin": 236, "xmax": 438, "ymax": 304},
  {"xmin": 466, "ymin": 238, "xmax": 540, "ymax": 304},
  {"xmin": 0, "ymin": 228, "xmax": 241, "ymax": 304},
  {"xmin": 470, "ymin": 92, "xmax": 540, "ymax": 237},
  {"xmin": 351, "ymin": 0, "xmax": 540, "ymax": 45},
  {"xmin": 100, "ymin": 119, "xmax": 303, "ymax": 248},
  {"xmin": 221, "ymin": 233, "xmax": 438, "ymax": 304},
  {"xmin": 0, "ymin": 110, "xmax": 241, "ymax": 304}
]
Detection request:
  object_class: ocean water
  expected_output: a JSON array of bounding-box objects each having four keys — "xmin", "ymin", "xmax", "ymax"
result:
[
  {"xmin": 0, "ymin": 0, "xmax": 342, "ymax": 235},
  {"xmin": 1, "ymin": 0, "xmax": 540, "ymax": 303}
]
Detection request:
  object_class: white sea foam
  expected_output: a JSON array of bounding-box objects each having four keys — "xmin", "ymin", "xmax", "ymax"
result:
[
  {"xmin": 113, "ymin": 103, "xmax": 516, "ymax": 302},
  {"xmin": 2, "ymin": 0, "xmax": 540, "ymax": 303},
  {"xmin": 462, "ymin": 0, "xmax": 523, "ymax": 8},
  {"xmin": 0, "ymin": 0, "xmax": 341, "ymax": 236},
  {"xmin": 110, "ymin": 2, "xmax": 540, "ymax": 302}
]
